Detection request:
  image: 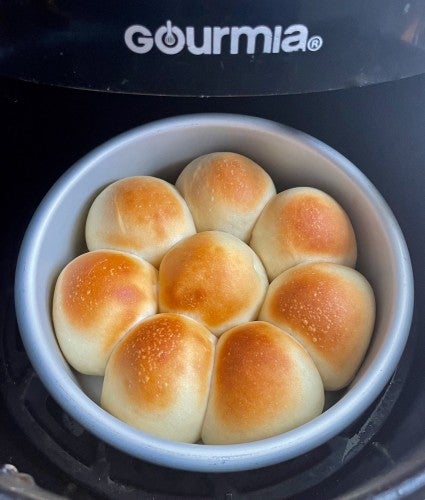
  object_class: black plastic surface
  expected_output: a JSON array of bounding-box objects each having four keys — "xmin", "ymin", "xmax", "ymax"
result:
[{"xmin": 1, "ymin": 1, "xmax": 425, "ymax": 96}]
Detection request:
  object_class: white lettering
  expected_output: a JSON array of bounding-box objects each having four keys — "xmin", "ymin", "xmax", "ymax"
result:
[
  {"xmin": 124, "ymin": 25, "xmax": 153, "ymax": 54},
  {"xmin": 155, "ymin": 20, "xmax": 185, "ymax": 54},
  {"xmin": 213, "ymin": 26, "xmax": 230, "ymax": 55},
  {"xmin": 186, "ymin": 27, "xmax": 212, "ymax": 55},
  {"xmin": 124, "ymin": 21, "xmax": 322, "ymax": 56},
  {"xmin": 272, "ymin": 26, "xmax": 282, "ymax": 53},
  {"xmin": 230, "ymin": 25, "xmax": 272, "ymax": 55},
  {"xmin": 281, "ymin": 24, "xmax": 308, "ymax": 52}
]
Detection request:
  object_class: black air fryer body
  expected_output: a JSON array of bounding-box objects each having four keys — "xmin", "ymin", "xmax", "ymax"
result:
[{"xmin": 1, "ymin": 1, "xmax": 425, "ymax": 498}]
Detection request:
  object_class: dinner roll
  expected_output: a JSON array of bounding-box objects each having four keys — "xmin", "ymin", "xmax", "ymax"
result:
[
  {"xmin": 250, "ymin": 187, "xmax": 357, "ymax": 280},
  {"xmin": 259, "ymin": 262, "xmax": 375, "ymax": 390},
  {"xmin": 158, "ymin": 230, "xmax": 269, "ymax": 336},
  {"xmin": 175, "ymin": 152, "xmax": 276, "ymax": 242},
  {"xmin": 52, "ymin": 249, "xmax": 158, "ymax": 375},
  {"xmin": 85, "ymin": 176, "xmax": 196, "ymax": 267},
  {"xmin": 101, "ymin": 313, "xmax": 216, "ymax": 443},
  {"xmin": 201, "ymin": 321, "xmax": 324, "ymax": 444}
]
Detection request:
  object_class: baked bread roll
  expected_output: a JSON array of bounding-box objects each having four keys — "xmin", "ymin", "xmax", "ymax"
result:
[
  {"xmin": 250, "ymin": 187, "xmax": 357, "ymax": 280},
  {"xmin": 101, "ymin": 313, "xmax": 216, "ymax": 443},
  {"xmin": 85, "ymin": 176, "xmax": 196, "ymax": 267},
  {"xmin": 259, "ymin": 262, "xmax": 375, "ymax": 390},
  {"xmin": 158, "ymin": 230, "xmax": 269, "ymax": 336},
  {"xmin": 175, "ymin": 152, "xmax": 276, "ymax": 242},
  {"xmin": 52, "ymin": 249, "xmax": 158, "ymax": 375},
  {"xmin": 201, "ymin": 321, "xmax": 324, "ymax": 445}
]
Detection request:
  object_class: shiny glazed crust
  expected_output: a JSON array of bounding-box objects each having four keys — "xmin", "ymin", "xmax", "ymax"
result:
[
  {"xmin": 52, "ymin": 150, "xmax": 377, "ymax": 447},
  {"xmin": 250, "ymin": 187, "xmax": 357, "ymax": 280},
  {"xmin": 101, "ymin": 313, "xmax": 216, "ymax": 443},
  {"xmin": 259, "ymin": 262, "xmax": 376, "ymax": 390},
  {"xmin": 85, "ymin": 176, "xmax": 196, "ymax": 267},
  {"xmin": 201, "ymin": 321, "xmax": 324, "ymax": 444},
  {"xmin": 52, "ymin": 249, "xmax": 158, "ymax": 375},
  {"xmin": 158, "ymin": 230, "xmax": 269, "ymax": 336},
  {"xmin": 176, "ymin": 152, "xmax": 276, "ymax": 242}
]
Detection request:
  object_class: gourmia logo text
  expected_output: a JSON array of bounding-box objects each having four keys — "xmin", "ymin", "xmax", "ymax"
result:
[{"xmin": 124, "ymin": 20, "xmax": 323, "ymax": 55}]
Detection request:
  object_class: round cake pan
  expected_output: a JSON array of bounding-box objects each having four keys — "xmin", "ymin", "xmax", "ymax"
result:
[{"xmin": 14, "ymin": 113, "xmax": 414, "ymax": 472}]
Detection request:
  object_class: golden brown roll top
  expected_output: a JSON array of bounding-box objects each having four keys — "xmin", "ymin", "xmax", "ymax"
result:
[
  {"xmin": 250, "ymin": 187, "xmax": 357, "ymax": 280},
  {"xmin": 52, "ymin": 249, "xmax": 158, "ymax": 375},
  {"xmin": 85, "ymin": 176, "xmax": 196, "ymax": 267},
  {"xmin": 101, "ymin": 313, "xmax": 216, "ymax": 443},
  {"xmin": 201, "ymin": 321, "xmax": 324, "ymax": 445},
  {"xmin": 259, "ymin": 262, "xmax": 376, "ymax": 390},
  {"xmin": 158, "ymin": 230, "xmax": 269, "ymax": 336},
  {"xmin": 175, "ymin": 152, "xmax": 276, "ymax": 242}
]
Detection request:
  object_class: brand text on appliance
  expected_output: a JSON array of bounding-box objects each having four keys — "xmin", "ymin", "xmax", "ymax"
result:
[{"xmin": 124, "ymin": 20, "xmax": 324, "ymax": 55}]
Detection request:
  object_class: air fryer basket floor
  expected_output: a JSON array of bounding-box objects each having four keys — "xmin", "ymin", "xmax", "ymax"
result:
[{"xmin": 1, "ymin": 74, "xmax": 424, "ymax": 499}]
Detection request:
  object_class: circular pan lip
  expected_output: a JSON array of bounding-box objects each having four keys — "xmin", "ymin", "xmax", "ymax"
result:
[{"xmin": 14, "ymin": 113, "xmax": 414, "ymax": 472}]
